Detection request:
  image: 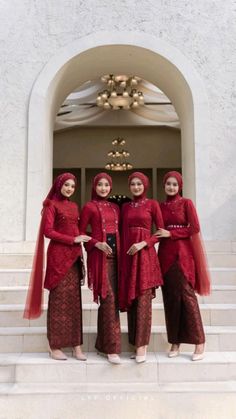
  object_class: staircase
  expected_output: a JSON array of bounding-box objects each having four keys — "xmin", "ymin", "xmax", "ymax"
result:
[{"xmin": 0, "ymin": 243, "xmax": 236, "ymax": 419}]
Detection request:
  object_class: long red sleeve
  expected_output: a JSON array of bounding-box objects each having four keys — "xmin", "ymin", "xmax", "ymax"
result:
[
  {"xmin": 43, "ymin": 203, "xmax": 75, "ymax": 245},
  {"xmin": 79, "ymin": 202, "xmax": 99, "ymax": 250},
  {"xmin": 145, "ymin": 200, "xmax": 165, "ymax": 247}
]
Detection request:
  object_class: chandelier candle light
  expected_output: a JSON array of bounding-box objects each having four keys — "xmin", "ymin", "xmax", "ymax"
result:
[
  {"xmin": 105, "ymin": 138, "xmax": 133, "ymax": 171},
  {"xmin": 97, "ymin": 75, "xmax": 144, "ymax": 110}
]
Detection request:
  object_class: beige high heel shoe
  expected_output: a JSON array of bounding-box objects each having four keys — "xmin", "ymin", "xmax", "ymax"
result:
[
  {"xmin": 107, "ymin": 354, "xmax": 121, "ymax": 364},
  {"xmin": 49, "ymin": 349, "xmax": 67, "ymax": 361},
  {"xmin": 135, "ymin": 346, "xmax": 147, "ymax": 363},
  {"xmin": 191, "ymin": 344, "xmax": 205, "ymax": 361},
  {"xmin": 168, "ymin": 344, "xmax": 180, "ymax": 358},
  {"xmin": 191, "ymin": 352, "xmax": 204, "ymax": 361},
  {"xmin": 72, "ymin": 347, "xmax": 87, "ymax": 361}
]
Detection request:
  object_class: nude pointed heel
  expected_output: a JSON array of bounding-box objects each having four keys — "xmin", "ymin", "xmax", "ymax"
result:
[
  {"xmin": 191, "ymin": 344, "xmax": 205, "ymax": 361},
  {"xmin": 72, "ymin": 348, "xmax": 87, "ymax": 361},
  {"xmin": 135, "ymin": 346, "xmax": 147, "ymax": 363},
  {"xmin": 107, "ymin": 354, "xmax": 121, "ymax": 364},
  {"xmin": 49, "ymin": 349, "xmax": 67, "ymax": 361},
  {"xmin": 168, "ymin": 344, "xmax": 180, "ymax": 358}
]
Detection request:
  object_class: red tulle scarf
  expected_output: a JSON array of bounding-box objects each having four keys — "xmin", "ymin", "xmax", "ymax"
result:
[
  {"xmin": 191, "ymin": 233, "xmax": 211, "ymax": 295},
  {"xmin": 23, "ymin": 215, "xmax": 45, "ymax": 319}
]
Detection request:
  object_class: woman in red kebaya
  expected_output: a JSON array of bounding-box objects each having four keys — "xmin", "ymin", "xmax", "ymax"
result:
[
  {"xmin": 79, "ymin": 173, "xmax": 121, "ymax": 364},
  {"xmin": 119, "ymin": 172, "xmax": 164, "ymax": 363},
  {"xmin": 24, "ymin": 173, "xmax": 91, "ymax": 361},
  {"xmin": 156, "ymin": 171, "xmax": 211, "ymax": 361}
]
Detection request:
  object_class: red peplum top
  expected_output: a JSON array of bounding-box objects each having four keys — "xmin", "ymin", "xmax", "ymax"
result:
[
  {"xmin": 158, "ymin": 197, "xmax": 198, "ymax": 284},
  {"xmin": 119, "ymin": 198, "xmax": 164, "ymax": 311},
  {"xmin": 43, "ymin": 199, "xmax": 82, "ymax": 290},
  {"xmin": 158, "ymin": 170, "xmax": 210, "ymax": 296}
]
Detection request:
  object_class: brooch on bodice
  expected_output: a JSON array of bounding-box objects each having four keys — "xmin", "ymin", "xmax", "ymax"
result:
[
  {"xmin": 129, "ymin": 198, "xmax": 148, "ymax": 208},
  {"xmin": 164, "ymin": 197, "xmax": 183, "ymax": 206}
]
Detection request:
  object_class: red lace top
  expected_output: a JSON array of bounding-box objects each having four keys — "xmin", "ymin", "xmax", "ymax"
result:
[
  {"xmin": 79, "ymin": 200, "xmax": 120, "ymax": 302},
  {"xmin": 119, "ymin": 199, "xmax": 164, "ymax": 311},
  {"xmin": 43, "ymin": 199, "xmax": 82, "ymax": 290},
  {"xmin": 158, "ymin": 196, "xmax": 200, "ymax": 287}
]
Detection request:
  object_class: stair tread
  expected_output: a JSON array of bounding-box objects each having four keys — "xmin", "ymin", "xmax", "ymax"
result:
[
  {"xmin": 1, "ymin": 351, "xmax": 236, "ymax": 364},
  {"xmin": 1, "ymin": 302, "xmax": 236, "ymax": 311},
  {"xmin": 1, "ymin": 284, "xmax": 236, "ymax": 292},
  {"xmin": 1, "ymin": 380, "xmax": 236, "ymax": 395},
  {"xmin": 1, "ymin": 325, "xmax": 236, "ymax": 335}
]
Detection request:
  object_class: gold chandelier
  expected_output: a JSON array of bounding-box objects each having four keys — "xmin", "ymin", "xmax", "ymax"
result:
[
  {"xmin": 97, "ymin": 75, "xmax": 144, "ymax": 110},
  {"xmin": 105, "ymin": 138, "xmax": 133, "ymax": 171}
]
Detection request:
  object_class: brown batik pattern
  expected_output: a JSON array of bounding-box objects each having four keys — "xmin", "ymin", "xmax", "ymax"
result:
[
  {"xmin": 128, "ymin": 288, "xmax": 152, "ymax": 347},
  {"xmin": 95, "ymin": 256, "xmax": 121, "ymax": 354},
  {"xmin": 47, "ymin": 262, "xmax": 83, "ymax": 349},
  {"xmin": 162, "ymin": 263, "xmax": 205, "ymax": 345}
]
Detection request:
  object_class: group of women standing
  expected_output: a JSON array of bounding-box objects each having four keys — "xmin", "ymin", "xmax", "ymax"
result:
[{"xmin": 24, "ymin": 170, "xmax": 210, "ymax": 364}]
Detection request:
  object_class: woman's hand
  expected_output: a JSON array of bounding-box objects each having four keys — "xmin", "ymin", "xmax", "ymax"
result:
[
  {"xmin": 74, "ymin": 235, "xmax": 91, "ymax": 243},
  {"xmin": 95, "ymin": 242, "xmax": 113, "ymax": 256},
  {"xmin": 155, "ymin": 228, "xmax": 171, "ymax": 238},
  {"xmin": 127, "ymin": 241, "xmax": 147, "ymax": 256}
]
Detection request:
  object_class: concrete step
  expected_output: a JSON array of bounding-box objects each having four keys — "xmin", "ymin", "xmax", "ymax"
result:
[
  {"xmin": 1, "ymin": 379, "xmax": 236, "ymax": 394},
  {"xmin": 207, "ymin": 253, "xmax": 236, "ymax": 268},
  {"xmin": 1, "ymin": 302, "xmax": 236, "ymax": 328},
  {"xmin": 0, "ymin": 269, "xmax": 31, "ymax": 286},
  {"xmin": 204, "ymin": 240, "xmax": 236, "ymax": 253},
  {"xmin": 1, "ymin": 352, "xmax": 236, "ymax": 384},
  {"xmin": 0, "ymin": 284, "xmax": 92, "ymax": 304},
  {"xmin": 210, "ymin": 267, "xmax": 236, "ymax": 285},
  {"xmin": 0, "ymin": 286, "xmax": 50, "ymax": 305},
  {"xmin": 0, "ymin": 381, "xmax": 236, "ymax": 419},
  {"xmin": 1, "ymin": 267, "xmax": 236, "ymax": 287},
  {"xmin": 0, "ymin": 325, "xmax": 236, "ymax": 353},
  {"xmin": 198, "ymin": 285, "xmax": 236, "ymax": 304},
  {"xmin": 1, "ymin": 283, "xmax": 235, "ymax": 307},
  {"xmin": 0, "ymin": 255, "xmax": 33, "ymax": 269}
]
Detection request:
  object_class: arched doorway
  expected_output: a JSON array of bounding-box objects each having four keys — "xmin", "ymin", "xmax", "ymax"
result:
[{"xmin": 26, "ymin": 31, "xmax": 210, "ymax": 240}]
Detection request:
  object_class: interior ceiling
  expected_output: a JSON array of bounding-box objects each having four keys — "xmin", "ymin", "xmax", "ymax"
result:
[{"xmin": 54, "ymin": 78, "xmax": 180, "ymax": 131}]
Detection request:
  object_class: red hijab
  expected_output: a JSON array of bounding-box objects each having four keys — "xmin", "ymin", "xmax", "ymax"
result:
[
  {"xmin": 44, "ymin": 172, "xmax": 76, "ymax": 203},
  {"xmin": 163, "ymin": 170, "xmax": 211, "ymax": 295},
  {"xmin": 128, "ymin": 171, "xmax": 149, "ymax": 200},
  {"xmin": 163, "ymin": 171, "xmax": 183, "ymax": 192},
  {"xmin": 24, "ymin": 173, "xmax": 77, "ymax": 319},
  {"xmin": 91, "ymin": 172, "xmax": 112, "ymax": 200}
]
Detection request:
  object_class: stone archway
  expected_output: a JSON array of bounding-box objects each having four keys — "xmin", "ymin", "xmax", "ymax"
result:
[{"xmin": 26, "ymin": 31, "xmax": 210, "ymax": 240}]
